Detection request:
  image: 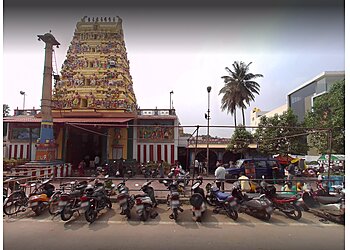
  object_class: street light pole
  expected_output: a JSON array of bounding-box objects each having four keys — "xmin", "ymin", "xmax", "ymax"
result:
[
  {"xmin": 206, "ymin": 86, "xmax": 211, "ymax": 173},
  {"xmin": 20, "ymin": 91, "xmax": 26, "ymax": 110},
  {"xmin": 170, "ymin": 90, "xmax": 174, "ymax": 109}
]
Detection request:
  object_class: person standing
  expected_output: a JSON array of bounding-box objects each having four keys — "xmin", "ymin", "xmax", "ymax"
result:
[
  {"xmin": 159, "ymin": 160, "xmax": 164, "ymax": 178},
  {"xmin": 286, "ymin": 163, "xmax": 295, "ymax": 180},
  {"xmin": 94, "ymin": 154, "xmax": 100, "ymax": 168},
  {"xmin": 215, "ymin": 163, "xmax": 226, "ymax": 191},
  {"xmin": 194, "ymin": 160, "xmax": 199, "ymax": 176}
]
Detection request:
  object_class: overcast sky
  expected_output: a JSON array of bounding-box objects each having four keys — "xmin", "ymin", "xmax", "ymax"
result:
[{"xmin": 2, "ymin": 0, "xmax": 345, "ymax": 137}]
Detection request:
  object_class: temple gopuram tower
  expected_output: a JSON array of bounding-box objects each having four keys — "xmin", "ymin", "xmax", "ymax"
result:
[{"xmin": 51, "ymin": 16, "xmax": 138, "ymax": 166}]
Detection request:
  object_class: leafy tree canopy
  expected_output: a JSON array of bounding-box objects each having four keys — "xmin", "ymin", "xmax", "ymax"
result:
[
  {"xmin": 304, "ymin": 79, "xmax": 345, "ymax": 154},
  {"xmin": 3, "ymin": 104, "xmax": 10, "ymax": 117},
  {"xmin": 227, "ymin": 125, "xmax": 253, "ymax": 153},
  {"xmin": 254, "ymin": 109, "xmax": 308, "ymax": 155}
]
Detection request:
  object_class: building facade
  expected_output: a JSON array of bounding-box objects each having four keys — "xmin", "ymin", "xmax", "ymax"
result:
[{"xmin": 287, "ymin": 71, "xmax": 345, "ymax": 122}]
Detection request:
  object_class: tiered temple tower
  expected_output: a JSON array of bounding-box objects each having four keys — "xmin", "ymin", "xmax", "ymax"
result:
[{"xmin": 52, "ymin": 16, "xmax": 137, "ymax": 113}]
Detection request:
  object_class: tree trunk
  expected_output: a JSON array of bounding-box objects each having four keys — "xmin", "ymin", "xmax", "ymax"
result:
[
  {"xmin": 233, "ymin": 109, "xmax": 237, "ymax": 127},
  {"xmin": 241, "ymin": 107, "xmax": 245, "ymax": 126}
]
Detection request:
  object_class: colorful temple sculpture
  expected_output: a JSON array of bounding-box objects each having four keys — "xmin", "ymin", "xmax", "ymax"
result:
[{"xmin": 3, "ymin": 16, "xmax": 182, "ymax": 171}]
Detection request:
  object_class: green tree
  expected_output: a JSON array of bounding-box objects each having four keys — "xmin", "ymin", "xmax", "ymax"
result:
[
  {"xmin": 254, "ymin": 109, "xmax": 308, "ymax": 155},
  {"xmin": 304, "ymin": 79, "xmax": 345, "ymax": 154},
  {"xmin": 219, "ymin": 61, "xmax": 263, "ymax": 126},
  {"xmin": 3, "ymin": 104, "xmax": 10, "ymax": 117},
  {"xmin": 227, "ymin": 125, "xmax": 253, "ymax": 153}
]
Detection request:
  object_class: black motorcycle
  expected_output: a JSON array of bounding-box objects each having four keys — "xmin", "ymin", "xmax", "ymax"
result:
[
  {"xmin": 116, "ymin": 178, "xmax": 135, "ymax": 219},
  {"xmin": 84, "ymin": 181, "xmax": 112, "ymax": 223},
  {"xmin": 231, "ymin": 181, "xmax": 274, "ymax": 221}
]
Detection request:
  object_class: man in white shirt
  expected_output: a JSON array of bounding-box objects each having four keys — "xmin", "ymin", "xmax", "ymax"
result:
[{"xmin": 215, "ymin": 164, "xmax": 226, "ymax": 191}]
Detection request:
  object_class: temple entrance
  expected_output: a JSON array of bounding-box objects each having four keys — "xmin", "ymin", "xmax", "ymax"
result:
[
  {"xmin": 195, "ymin": 150, "xmax": 218, "ymax": 174},
  {"xmin": 222, "ymin": 151, "xmax": 242, "ymax": 164},
  {"xmin": 65, "ymin": 125, "xmax": 107, "ymax": 168}
]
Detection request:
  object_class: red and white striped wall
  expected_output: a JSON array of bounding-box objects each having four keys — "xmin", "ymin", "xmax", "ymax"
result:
[
  {"xmin": 136, "ymin": 143, "xmax": 176, "ymax": 164},
  {"xmin": 4, "ymin": 143, "xmax": 34, "ymax": 160},
  {"xmin": 12, "ymin": 163, "xmax": 72, "ymax": 178}
]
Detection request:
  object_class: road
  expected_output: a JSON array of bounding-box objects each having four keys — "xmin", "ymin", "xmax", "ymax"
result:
[{"xmin": 4, "ymin": 204, "xmax": 345, "ymax": 250}]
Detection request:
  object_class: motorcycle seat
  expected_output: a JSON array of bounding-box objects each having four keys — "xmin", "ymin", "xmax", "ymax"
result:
[
  {"xmin": 134, "ymin": 194, "xmax": 149, "ymax": 198},
  {"xmin": 316, "ymin": 195, "xmax": 342, "ymax": 205},
  {"xmin": 70, "ymin": 190, "xmax": 82, "ymax": 198},
  {"xmin": 245, "ymin": 193, "xmax": 260, "ymax": 200},
  {"xmin": 215, "ymin": 191, "xmax": 230, "ymax": 200},
  {"xmin": 274, "ymin": 193, "xmax": 296, "ymax": 200}
]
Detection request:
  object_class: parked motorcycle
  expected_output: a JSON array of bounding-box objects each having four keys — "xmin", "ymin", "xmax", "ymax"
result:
[
  {"xmin": 259, "ymin": 180, "xmax": 302, "ymax": 220},
  {"xmin": 27, "ymin": 179, "xmax": 55, "ymax": 216},
  {"xmin": 302, "ymin": 183, "xmax": 345, "ymax": 224},
  {"xmin": 163, "ymin": 179, "xmax": 184, "ymax": 221},
  {"xmin": 205, "ymin": 182, "xmax": 238, "ymax": 221},
  {"xmin": 177, "ymin": 168, "xmax": 190, "ymax": 186},
  {"xmin": 141, "ymin": 165, "xmax": 159, "ymax": 179},
  {"xmin": 134, "ymin": 181, "xmax": 158, "ymax": 221},
  {"xmin": 84, "ymin": 179, "xmax": 113, "ymax": 223},
  {"xmin": 59, "ymin": 181, "xmax": 89, "ymax": 221},
  {"xmin": 230, "ymin": 181, "xmax": 274, "ymax": 221},
  {"xmin": 116, "ymin": 177, "xmax": 135, "ymax": 219},
  {"xmin": 189, "ymin": 176, "xmax": 206, "ymax": 222}
]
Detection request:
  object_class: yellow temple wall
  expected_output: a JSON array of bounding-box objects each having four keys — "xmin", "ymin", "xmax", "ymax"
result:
[{"xmin": 108, "ymin": 127, "xmax": 128, "ymax": 159}]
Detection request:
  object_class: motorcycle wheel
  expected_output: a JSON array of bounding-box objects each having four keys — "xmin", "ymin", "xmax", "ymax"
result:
[
  {"xmin": 141, "ymin": 210, "xmax": 150, "ymax": 222},
  {"xmin": 106, "ymin": 199, "xmax": 112, "ymax": 209},
  {"xmin": 284, "ymin": 204, "xmax": 302, "ymax": 220},
  {"xmin": 125, "ymin": 208, "xmax": 131, "ymax": 219},
  {"xmin": 61, "ymin": 204, "xmax": 74, "ymax": 221},
  {"xmin": 33, "ymin": 202, "xmax": 45, "ymax": 216},
  {"xmin": 227, "ymin": 207, "xmax": 238, "ymax": 221},
  {"xmin": 261, "ymin": 212, "xmax": 271, "ymax": 221},
  {"xmin": 85, "ymin": 207, "xmax": 97, "ymax": 223},
  {"xmin": 48, "ymin": 192, "xmax": 62, "ymax": 215},
  {"xmin": 205, "ymin": 195, "xmax": 216, "ymax": 206}
]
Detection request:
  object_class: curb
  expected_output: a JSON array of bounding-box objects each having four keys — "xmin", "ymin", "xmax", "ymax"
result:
[{"xmin": 110, "ymin": 196, "xmax": 191, "ymax": 205}]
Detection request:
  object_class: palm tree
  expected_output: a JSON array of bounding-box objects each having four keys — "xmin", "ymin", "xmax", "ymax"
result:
[
  {"xmin": 219, "ymin": 79, "xmax": 241, "ymax": 127},
  {"xmin": 220, "ymin": 61, "xmax": 263, "ymax": 126}
]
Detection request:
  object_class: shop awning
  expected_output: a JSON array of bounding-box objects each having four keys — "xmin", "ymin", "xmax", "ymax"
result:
[
  {"xmin": 318, "ymin": 154, "xmax": 345, "ymax": 162},
  {"xmin": 3, "ymin": 116, "xmax": 133, "ymax": 124}
]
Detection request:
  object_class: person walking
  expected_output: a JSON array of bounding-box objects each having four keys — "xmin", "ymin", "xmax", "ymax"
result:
[{"xmin": 215, "ymin": 163, "xmax": 226, "ymax": 191}]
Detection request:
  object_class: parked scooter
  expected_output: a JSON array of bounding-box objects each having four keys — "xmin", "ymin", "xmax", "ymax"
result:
[
  {"xmin": 27, "ymin": 179, "xmax": 55, "ymax": 216},
  {"xmin": 259, "ymin": 180, "xmax": 302, "ymax": 220},
  {"xmin": 230, "ymin": 181, "xmax": 274, "ymax": 221},
  {"xmin": 205, "ymin": 182, "xmax": 238, "ymax": 220},
  {"xmin": 134, "ymin": 181, "xmax": 158, "ymax": 221},
  {"xmin": 116, "ymin": 174, "xmax": 135, "ymax": 219},
  {"xmin": 84, "ymin": 179, "xmax": 113, "ymax": 223},
  {"xmin": 302, "ymin": 183, "xmax": 345, "ymax": 224},
  {"xmin": 190, "ymin": 176, "xmax": 206, "ymax": 222},
  {"xmin": 163, "ymin": 179, "xmax": 184, "ymax": 221}
]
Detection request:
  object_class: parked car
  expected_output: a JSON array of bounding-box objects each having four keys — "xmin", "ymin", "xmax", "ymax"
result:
[{"xmin": 225, "ymin": 158, "xmax": 284, "ymax": 182}]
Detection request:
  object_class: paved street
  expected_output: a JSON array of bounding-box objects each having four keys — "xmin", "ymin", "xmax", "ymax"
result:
[{"xmin": 4, "ymin": 204, "xmax": 345, "ymax": 250}]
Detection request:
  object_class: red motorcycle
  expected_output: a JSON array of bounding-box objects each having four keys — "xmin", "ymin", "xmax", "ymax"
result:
[{"xmin": 259, "ymin": 181, "xmax": 302, "ymax": 220}]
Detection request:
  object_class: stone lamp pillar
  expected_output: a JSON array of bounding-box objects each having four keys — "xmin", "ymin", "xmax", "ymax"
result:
[{"xmin": 35, "ymin": 32, "xmax": 60, "ymax": 161}]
